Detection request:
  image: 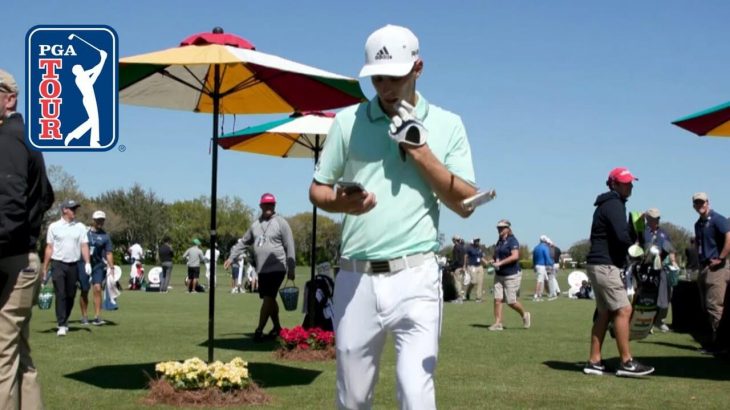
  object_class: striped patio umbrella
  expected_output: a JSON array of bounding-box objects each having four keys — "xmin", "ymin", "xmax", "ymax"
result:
[
  {"xmin": 672, "ymin": 101, "xmax": 730, "ymax": 137},
  {"xmin": 218, "ymin": 111, "xmax": 334, "ymax": 157},
  {"xmin": 119, "ymin": 27, "xmax": 365, "ymax": 362},
  {"xmin": 219, "ymin": 112, "xmax": 335, "ymax": 327}
]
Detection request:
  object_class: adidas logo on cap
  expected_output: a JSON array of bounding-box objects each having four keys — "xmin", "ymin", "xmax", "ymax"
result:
[{"xmin": 374, "ymin": 46, "xmax": 392, "ymax": 60}]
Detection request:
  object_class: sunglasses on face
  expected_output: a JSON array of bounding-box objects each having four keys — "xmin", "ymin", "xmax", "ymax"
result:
[{"xmin": 693, "ymin": 200, "xmax": 706, "ymax": 206}]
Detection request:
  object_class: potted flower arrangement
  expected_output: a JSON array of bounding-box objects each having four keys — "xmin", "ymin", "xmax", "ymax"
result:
[
  {"xmin": 274, "ymin": 326, "xmax": 336, "ymax": 361},
  {"xmin": 145, "ymin": 357, "xmax": 270, "ymax": 407}
]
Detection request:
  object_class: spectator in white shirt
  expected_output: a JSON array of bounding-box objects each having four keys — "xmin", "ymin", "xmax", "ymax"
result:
[
  {"xmin": 42, "ymin": 200, "xmax": 91, "ymax": 336},
  {"xmin": 128, "ymin": 242, "xmax": 144, "ymax": 279}
]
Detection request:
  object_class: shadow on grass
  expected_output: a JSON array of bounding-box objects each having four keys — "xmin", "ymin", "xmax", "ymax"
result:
[
  {"xmin": 199, "ymin": 333, "xmax": 279, "ymax": 352},
  {"xmin": 544, "ymin": 356, "xmax": 730, "ymax": 380},
  {"xmin": 639, "ymin": 340, "xmax": 701, "ymax": 352},
  {"xmin": 65, "ymin": 362, "xmax": 157, "ymax": 389},
  {"xmin": 469, "ymin": 324, "xmax": 528, "ymax": 331},
  {"xmin": 248, "ymin": 362, "xmax": 321, "ymax": 388},
  {"xmin": 39, "ymin": 326, "xmax": 92, "ymax": 334},
  {"xmin": 64, "ymin": 362, "xmax": 321, "ymax": 390}
]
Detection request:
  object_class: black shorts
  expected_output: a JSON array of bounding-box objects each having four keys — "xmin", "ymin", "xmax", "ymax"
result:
[
  {"xmin": 258, "ymin": 271, "xmax": 286, "ymax": 299},
  {"xmin": 187, "ymin": 266, "xmax": 200, "ymax": 279}
]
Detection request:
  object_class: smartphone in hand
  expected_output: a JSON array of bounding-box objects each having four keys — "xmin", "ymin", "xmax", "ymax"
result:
[{"xmin": 337, "ymin": 181, "xmax": 365, "ymax": 195}]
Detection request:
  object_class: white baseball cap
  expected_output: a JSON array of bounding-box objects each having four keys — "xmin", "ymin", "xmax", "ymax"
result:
[
  {"xmin": 359, "ymin": 25, "xmax": 420, "ymax": 78},
  {"xmin": 92, "ymin": 210, "xmax": 106, "ymax": 220}
]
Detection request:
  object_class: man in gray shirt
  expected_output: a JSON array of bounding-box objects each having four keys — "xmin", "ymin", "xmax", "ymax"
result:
[
  {"xmin": 225, "ymin": 193, "xmax": 296, "ymax": 341},
  {"xmin": 183, "ymin": 239, "xmax": 206, "ymax": 293}
]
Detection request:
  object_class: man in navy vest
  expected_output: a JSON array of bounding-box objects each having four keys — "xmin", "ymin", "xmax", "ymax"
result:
[{"xmin": 692, "ymin": 192, "xmax": 730, "ymax": 352}]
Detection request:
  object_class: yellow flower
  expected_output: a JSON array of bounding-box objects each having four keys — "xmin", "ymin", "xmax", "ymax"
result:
[{"xmin": 155, "ymin": 357, "xmax": 252, "ymax": 390}]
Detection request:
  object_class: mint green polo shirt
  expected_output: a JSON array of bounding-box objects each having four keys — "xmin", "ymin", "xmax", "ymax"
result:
[{"xmin": 314, "ymin": 92, "xmax": 475, "ymax": 260}]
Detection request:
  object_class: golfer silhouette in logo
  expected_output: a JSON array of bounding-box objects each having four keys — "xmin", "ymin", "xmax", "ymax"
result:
[{"xmin": 64, "ymin": 36, "xmax": 107, "ymax": 148}]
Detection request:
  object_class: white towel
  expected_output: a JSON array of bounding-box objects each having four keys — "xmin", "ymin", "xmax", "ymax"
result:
[{"xmin": 103, "ymin": 274, "xmax": 121, "ymax": 310}]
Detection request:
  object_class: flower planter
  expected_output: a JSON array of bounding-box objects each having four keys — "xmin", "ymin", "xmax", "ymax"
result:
[
  {"xmin": 274, "ymin": 326, "xmax": 336, "ymax": 361},
  {"xmin": 144, "ymin": 379, "xmax": 270, "ymax": 407},
  {"xmin": 145, "ymin": 357, "xmax": 270, "ymax": 407}
]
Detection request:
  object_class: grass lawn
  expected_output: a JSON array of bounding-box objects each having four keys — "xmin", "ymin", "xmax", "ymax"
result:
[{"xmin": 29, "ymin": 265, "xmax": 730, "ymax": 409}]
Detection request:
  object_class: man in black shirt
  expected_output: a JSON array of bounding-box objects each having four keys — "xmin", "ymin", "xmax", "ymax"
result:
[
  {"xmin": 450, "ymin": 236, "xmax": 466, "ymax": 303},
  {"xmin": 0, "ymin": 68, "xmax": 54, "ymax": 409},
  {"xmin": 158, "ymin": 237, "xmax": 174, "ymax": 293}
]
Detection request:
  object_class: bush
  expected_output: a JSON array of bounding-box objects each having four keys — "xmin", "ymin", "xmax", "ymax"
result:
[{"xmin": 519, "ymin": 260, "xmax": 533, "ymax": 270}]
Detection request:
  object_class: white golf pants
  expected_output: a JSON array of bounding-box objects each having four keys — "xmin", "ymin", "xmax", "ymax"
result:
[{"xmin": 334, "ymin": 256, "xmax": 441, "ymax": 410}]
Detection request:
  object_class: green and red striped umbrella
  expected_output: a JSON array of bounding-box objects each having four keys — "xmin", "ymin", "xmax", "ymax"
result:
[
  {"xmin": 119, "ymin": 28, "xmax": 364, "ymax": 362},
  {"xmin": 672, "ymin": 101, "xmax": 730, "ymax": 137}
]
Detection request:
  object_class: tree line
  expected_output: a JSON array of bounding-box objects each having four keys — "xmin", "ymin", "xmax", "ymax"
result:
[{"xmin": 44, "ymin": 166, "xmax": 342, "ymax": 267}]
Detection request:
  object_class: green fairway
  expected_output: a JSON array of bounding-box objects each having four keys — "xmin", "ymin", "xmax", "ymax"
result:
[{"xmin": 29, "ymin": 266, "xmax": 730, "ymax": 409}]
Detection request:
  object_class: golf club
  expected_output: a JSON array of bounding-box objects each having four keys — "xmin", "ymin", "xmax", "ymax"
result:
[{"xmin": 68, "ymin": 33, "xmax": 102, "ymax": 53}]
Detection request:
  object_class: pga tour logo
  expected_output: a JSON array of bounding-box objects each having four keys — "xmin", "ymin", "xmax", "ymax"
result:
[{"xmin": 26, "ymin": 26, "xmax": 118, "ymax": 151}]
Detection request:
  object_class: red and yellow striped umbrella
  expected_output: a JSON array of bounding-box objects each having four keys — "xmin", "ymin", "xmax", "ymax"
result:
[
  {"xmin": 672, "ymin": 101, "xmax": 730, "ymax": 137},
  {"xmin": 120, "ymin": 30, "xmax": 364, "ymax": 113},
  {"xmin": 119, "ymin": 28, "xmax": 365, "ymax": 362}
]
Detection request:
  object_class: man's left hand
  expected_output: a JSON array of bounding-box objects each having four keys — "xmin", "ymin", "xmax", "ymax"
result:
[
  {"xmin": 287, "ymin": 271, "xmax": 295, "ymax": 280},
  {"xmin": 85, "ymin": 263, "xmax": 92, "ymax": 275},
  {"xmin": 388, "ymin": 100, "xmax": 428, "ymax": 147}
]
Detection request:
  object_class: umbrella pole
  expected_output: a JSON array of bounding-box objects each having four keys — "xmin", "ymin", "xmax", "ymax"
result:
[
  {"xmin": 306, "ymin": 137, "xmax": 321, "ymax": 328},
  {"xmin": 208, "ymin": 64, "xmax": 220, "ymax": 363}
]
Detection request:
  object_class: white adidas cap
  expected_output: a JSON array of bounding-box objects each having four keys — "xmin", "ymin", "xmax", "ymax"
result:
[
  {"xmin": 359, "ymin": 25, "xmax": 420, "ymax": 78},
  {"xmin": 92, "ymin": 210, "xmax": 106, "ymax": 219}
]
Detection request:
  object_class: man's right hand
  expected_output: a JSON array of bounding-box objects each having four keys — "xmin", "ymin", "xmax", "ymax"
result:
[
  {"xmin": 223, "ymin": 259, "xmax": 232, "ymax": 270},
  {"xmin": 335, "ymin": 189, "xmax": 377, "ymax": 216}
]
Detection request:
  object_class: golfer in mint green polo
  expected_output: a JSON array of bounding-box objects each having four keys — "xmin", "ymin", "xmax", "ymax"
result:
[{"xmin": 310, "ymin": 24, "xmax": 477, "ymax": 410}]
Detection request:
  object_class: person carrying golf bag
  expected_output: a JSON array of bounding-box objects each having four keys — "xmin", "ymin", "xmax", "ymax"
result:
[{"xmin": 583, "ymin": 167, "xmax": 654, "ymax": 377}]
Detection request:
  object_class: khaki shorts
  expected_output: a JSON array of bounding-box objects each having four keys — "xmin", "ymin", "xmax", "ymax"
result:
[
  {"xmin": 586, "ymin": 264, "xmax": 630, "ymax": 312},
  {"xmin": 494, "ymin": 273, "xmax": 521, "ymax": 304}
]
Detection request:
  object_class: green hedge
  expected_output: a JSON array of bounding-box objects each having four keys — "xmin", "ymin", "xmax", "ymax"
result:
[{"xmin": 519, "ymin": 260, "xmax": 533, "ymax": 270}]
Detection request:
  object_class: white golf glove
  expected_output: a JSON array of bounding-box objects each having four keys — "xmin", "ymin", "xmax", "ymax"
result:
[
  {"xmin": 388, "ymin": 100, "xmax": 428, "ymax": 147},
  {"xmin": 85, "ymin": 263, "xmax": 92, "ymax": 275}
]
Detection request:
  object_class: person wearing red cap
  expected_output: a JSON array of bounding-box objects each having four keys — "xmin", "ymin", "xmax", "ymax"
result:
[
  {"xmin": 225, "ymin": 193, "xmax": 296, "ymax": 341},
  {"xmin": 584, "ymin": 167, "xmax": 654, "ymax": 377}
]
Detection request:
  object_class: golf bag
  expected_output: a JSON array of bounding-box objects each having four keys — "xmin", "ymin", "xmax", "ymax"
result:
[
  {"xmin": 302, "ymin": 274, "xmax": 335, "ymax": 331},
  {"xmin": 603, "ymin": 260, "xmax": 661, "ymax": 340},
  {"xmin": 129, "ymin": 262, "xmax": 144, "ymax": 290},
  {"xmin": 626, "ymin": 260, "xmax": 661, "ymax": 340}
]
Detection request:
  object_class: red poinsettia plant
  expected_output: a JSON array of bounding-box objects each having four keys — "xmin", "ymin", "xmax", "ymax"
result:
[{"xmin": 278, "ymin": 326, "xmax": 335, "ymax": 351}]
